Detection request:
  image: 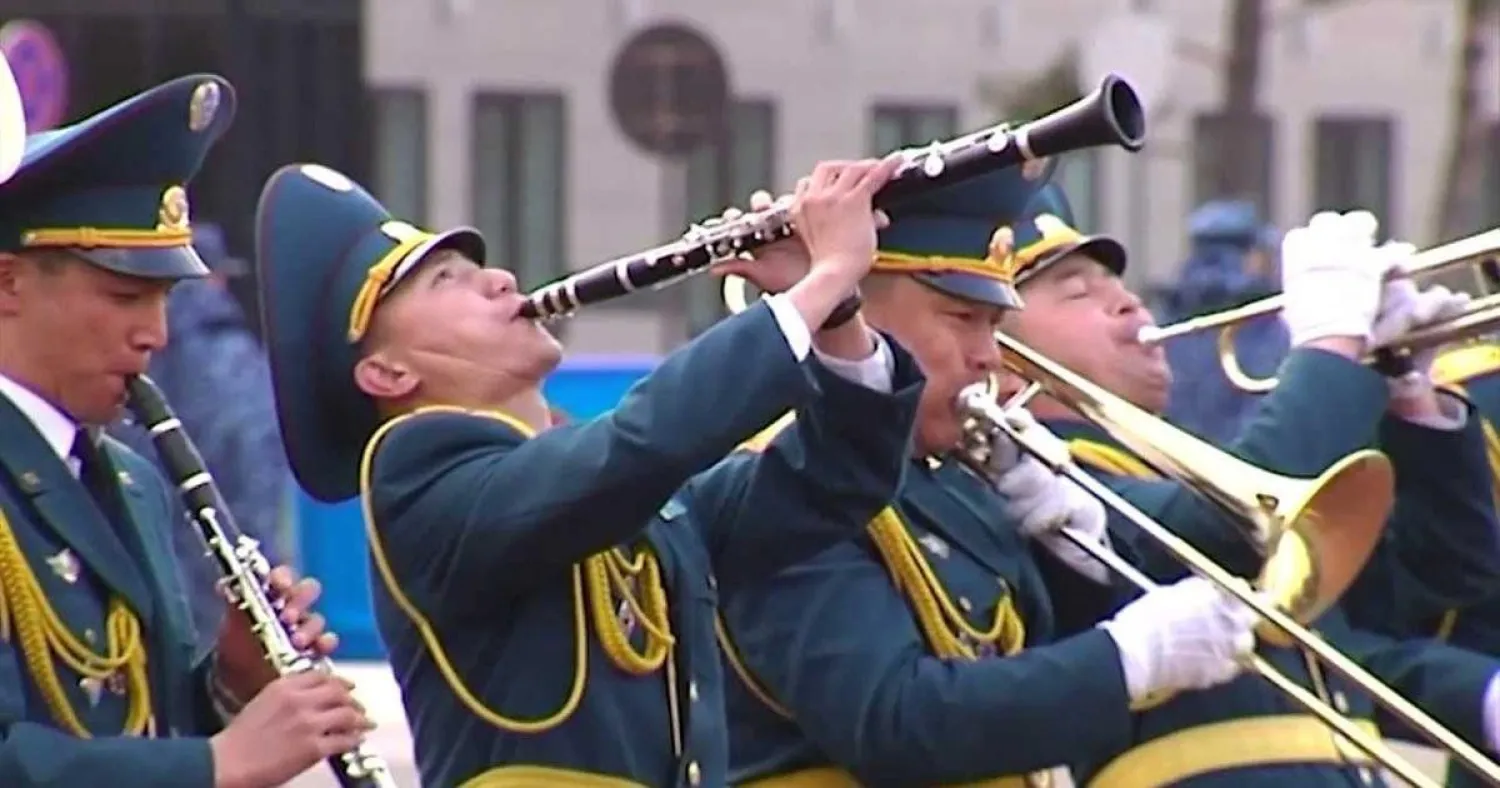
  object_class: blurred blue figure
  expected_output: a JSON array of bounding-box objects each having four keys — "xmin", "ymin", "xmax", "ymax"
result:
[
  {"xmin": 1161, "ymin": 200, "xmax": 1288, "ymax": 442},
  {"xmin": 112, "ymin": 222, "xmax": 290, "ymax": 649}
]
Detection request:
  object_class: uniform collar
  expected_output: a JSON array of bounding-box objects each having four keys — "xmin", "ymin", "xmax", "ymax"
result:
[{"xmin": 0, "ymin": 370, "xmax": 79, "ymax": 464}]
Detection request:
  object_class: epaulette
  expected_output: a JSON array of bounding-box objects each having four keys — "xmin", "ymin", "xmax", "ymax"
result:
[
  {"xmin": 735, "ymin": 411, "xmax": 797, "ymax": 454},
  {"xmin": 1432, "ymin": 341, "xmax": 1500, "ymax": 388}
]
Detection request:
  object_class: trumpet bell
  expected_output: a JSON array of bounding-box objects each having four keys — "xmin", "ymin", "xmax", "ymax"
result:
[{"xmin": 1255, "ymin": 448, "xmax": 1393, "ymax": 647}]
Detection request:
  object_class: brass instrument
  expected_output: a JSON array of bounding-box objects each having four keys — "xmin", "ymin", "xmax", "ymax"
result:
[
  {"xmin": 1138, "ymin": 227, "xmax": 1500, "ymax": 392},
  {"xmin": 956, "ymin": 333, "xmax": 1500, "ymax": 787}
]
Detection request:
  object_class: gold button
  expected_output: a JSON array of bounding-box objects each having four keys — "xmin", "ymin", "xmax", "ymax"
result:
[
  {"xmin": 83, "ymin": 628, "xmax": 97, "ymax": 645},
  {"xmin": 689, "ymin": 681, "xmax": 699, "ymax": 702},
  {"xmin": 687, "ymin": 760, "xmax": 701, "ymax": 786},
  {"xmin": 958, "ymin": 597, "xmax": 973, "ymax": 613},
  {"xmin": 1333, "ymin": 691, "xmax": 1349, "ymax": 713}
]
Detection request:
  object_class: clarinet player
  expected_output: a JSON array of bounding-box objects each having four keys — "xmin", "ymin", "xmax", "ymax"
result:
[
  {"xmin": 0, "ymin": 77, "xmax": 368, "ymax": 788},
  {"xmin": 254, "ymin": 155, "xmax": 924, "ymax": 787}
]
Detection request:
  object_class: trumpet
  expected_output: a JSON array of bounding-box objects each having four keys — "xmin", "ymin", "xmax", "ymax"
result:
[
  {"xmin": 519, "ymin": 73, "xmax": 1146, "ymax": 320},
  {"xmin": 1138, "ymin": 227, "xmax": 1500, "ymax": 392},
  {"xmin": 125, "ymin": 376, "xmax": 400, "ymax": 788},
  {"xmin": 957, "ymin": 334, "xmax": 1500, "ymax": 786}
]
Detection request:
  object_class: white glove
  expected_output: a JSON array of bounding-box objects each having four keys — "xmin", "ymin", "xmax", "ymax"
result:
[
  {"xmin": 996, "ymin": 417, "xmax": 1116, "ymax": 582},
  {"xmin": 1280, "ymin": 210, "xmax": 1397, "ymax": 347},
  {"xmin": 991, "ymin": 408, "xmax": 1113, "ymax": 583},
  {"xmin": 1100, "ymin": 576, "xmax": 1257, "ymax": 703},
  {"xmin": 1369, "ymin": 273, "xmax": 1472, "ymax": 387}
]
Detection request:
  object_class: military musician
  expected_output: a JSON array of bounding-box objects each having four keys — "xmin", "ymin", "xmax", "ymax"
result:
[
  {"xmin": 716, "ymin": 164, "xmax": 1259, "ymax": 787},
  {"xmin": 0, "ymin": 77, "xmax": 363, "ymax": 788},
  {"xmin": 252, "ymin": 157, "xmax": 926, "ymax": 787},
  {"xmin": 1409, "ymin": 323, "xmax": 1500, "ymax": 788},
  {"xmin": 999, "ymin": 185, "xmax": 1500, "ymax": 786}
]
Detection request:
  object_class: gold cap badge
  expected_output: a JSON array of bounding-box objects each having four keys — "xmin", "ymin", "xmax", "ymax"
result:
[{"xmin": 158, "ymin": 186, "xmax": 191, "ymax": 233}]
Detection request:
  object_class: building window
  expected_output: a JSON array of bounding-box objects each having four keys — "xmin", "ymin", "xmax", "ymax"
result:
[
  {"xmin": 1054, "ymin": 150, "xmax": 1103, "ymax": 232},
  {"xmin": 1191, "ymin": 112, "xmax": 1276, "ymax": 221},
  {"xmin": 679, "ymin": 99, "xmax": 778, "ymax": 336},
  {"xmin": 372, "ymin": 88, "xmax": 428, "ymax": 224},
  {"xmin": 869, "ymin": 104, "xmax": 958, "ymax": 156},
  {"xmin": 471, "ymin": 92, "xmax": 568, "ymax": 292},
  {"xmin": 1312, "ymin": 115, "xmax": 1396, "ymax": 235}
]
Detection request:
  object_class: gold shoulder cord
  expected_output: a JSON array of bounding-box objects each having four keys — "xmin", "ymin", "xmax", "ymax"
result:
[
  {"xmin": 360, "ymin": 407, "xmax": 675, "ymax": 733},
  {"xmin": 0, "ymin": 509, "xmax": 152, "ymax": 736},
  {"xmin": 717, "ymin": 414, "xmax": 1028, "ymax": 719}
]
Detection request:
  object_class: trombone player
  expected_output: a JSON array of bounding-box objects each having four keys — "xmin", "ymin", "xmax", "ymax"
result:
[
  {"xmin": 716, "ymin": 165, "xmax": 1259, "ymax": 787},
  {"xmin": 996, "ymin": 184, "xmax": 1500, "ymax": 786}
]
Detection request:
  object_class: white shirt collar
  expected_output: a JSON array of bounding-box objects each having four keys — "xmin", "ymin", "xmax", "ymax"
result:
[{"xmin": 0, "ymin": 371, "xmax": 79, "ymax": 465}]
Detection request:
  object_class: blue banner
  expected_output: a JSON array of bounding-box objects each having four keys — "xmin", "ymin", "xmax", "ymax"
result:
[{"xmin": 296, "ymin": 355, "xmax": 661, "ymax": 659}]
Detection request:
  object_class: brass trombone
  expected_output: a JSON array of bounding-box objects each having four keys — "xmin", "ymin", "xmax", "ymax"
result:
[
  {"xmin": 1137, "ymin": 227, "xmax": 1500, "ymax": 392},
  {"xmin": 958, "ymin": 332, "xmax": 1500, "ymax": 787}
]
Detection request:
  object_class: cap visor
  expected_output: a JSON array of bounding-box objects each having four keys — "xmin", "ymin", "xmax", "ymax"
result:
[
  {"xmin": 72, "ymin": 245, "xmax": 210, "ymax": 280},
  {"xmin": 913, "ymin": 272, "xmax": 1022, "ymax": 309}
]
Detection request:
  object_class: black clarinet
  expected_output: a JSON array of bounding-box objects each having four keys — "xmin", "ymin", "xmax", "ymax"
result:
[
  {"xmin": 519, "ymin": 72, "xmax": 1146, "ymax": 321},
  {"xmin": 125, "ymin": 375, "xmax": 400, "ymax": 788}
]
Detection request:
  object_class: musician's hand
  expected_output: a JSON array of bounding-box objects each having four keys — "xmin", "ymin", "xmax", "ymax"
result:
[
  {"xmin": 793, "ymin": 156, "xmax": 901, "ymax": 285},
  {"xmin": 1101, "ymin": 576, "xmax": 1257, "ymax": 704},
  {"xmin": 991, "ymin": 408, "xmax": 1113, "ymax": 583},
  {"xmin": 215, "ymin": 565, "xmax": 338, "ymax": 702},
  {"xmin": 210, "ymin": 671, "xmax": 374, "ymax": 788},
  {"xmin": 711, "ymin": 191, "xmax": 813, "ymax": 296},
  {"xmin": 1371, "ymin": 276, "xmax": 1471, "ymax": 379},
  {"xmin": 1280, "ymin": 210, "xmax": 1393, "ymax": 354}
]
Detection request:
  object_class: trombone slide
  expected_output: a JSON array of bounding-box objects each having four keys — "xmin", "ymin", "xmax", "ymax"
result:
[{"xmin": 1054, "ymin": 522, "xmax": 1441, "ymax": 788}]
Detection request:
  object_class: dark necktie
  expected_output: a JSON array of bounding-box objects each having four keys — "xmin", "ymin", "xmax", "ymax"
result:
[{"xmin": 71, "ymin": 429, "xmax": 121, "ymax": 526}]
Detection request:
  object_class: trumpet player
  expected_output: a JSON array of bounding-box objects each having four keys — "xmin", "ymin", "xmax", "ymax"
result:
[
  {"xmin": 997, "ymin": 185, "xmax": 1500, "ymax": 786},
  {"xmin": 716, "ymin": 164, "xmax": 1259, "ymax": 787},
  {"xmin": 253, "ymin": 158, "xmax": 928, "ymax": 787},
  {"xmin": 0, "ymin": 77, "xmax": 363, "ymax": 788}
]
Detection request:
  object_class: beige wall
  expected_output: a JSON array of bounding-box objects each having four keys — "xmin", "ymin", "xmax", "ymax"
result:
[{"xmin": 365, "ymin": 0, "xmax": 1499, "ymax": 354}]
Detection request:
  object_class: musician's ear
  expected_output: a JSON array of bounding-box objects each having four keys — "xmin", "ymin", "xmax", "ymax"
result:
[
  {"xmin": 354, "ymin": 351, "xmax": 418, "ymax": 401},
  {"xmin": 0, "ymin": 253, "xmax": 19, "ymax": 316}
]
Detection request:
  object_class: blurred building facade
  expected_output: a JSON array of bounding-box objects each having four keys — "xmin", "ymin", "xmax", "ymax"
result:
[
  {"xmin": 3, "ymin": 1, "xmax": 1495, "ymax": 354},
  {"xmin": 367, "ymin": 0, "xmax": 1500, "ymax": 354}
]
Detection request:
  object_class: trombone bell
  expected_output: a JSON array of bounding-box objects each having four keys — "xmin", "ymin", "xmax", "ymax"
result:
[{"xmin": 991, "ymin": 330, "xmax": 1395, "ymax": 647}]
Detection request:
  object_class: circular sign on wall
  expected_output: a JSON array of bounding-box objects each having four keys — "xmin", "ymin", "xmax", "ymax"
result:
[
  {"xmin": 607, "ymin": 22, "xmax": 730, "ymax": 158},
  {"xmin": 0, "ymin": 20, "xmax": 68, "ymax": 132}
]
